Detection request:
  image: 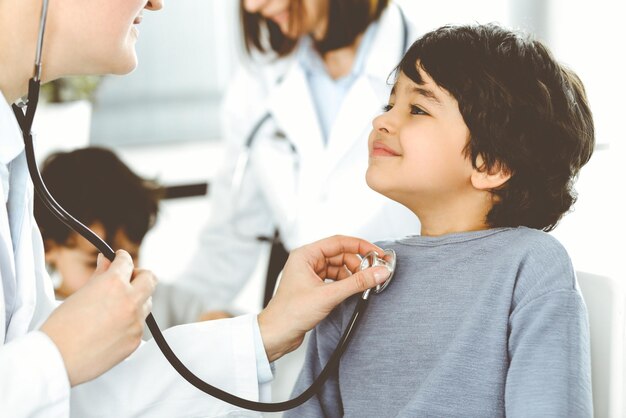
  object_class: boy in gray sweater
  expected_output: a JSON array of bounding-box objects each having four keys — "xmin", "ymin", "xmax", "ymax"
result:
[{"xmin": 285, "ymin": 24, "xmax": 594, "ymax": 417}]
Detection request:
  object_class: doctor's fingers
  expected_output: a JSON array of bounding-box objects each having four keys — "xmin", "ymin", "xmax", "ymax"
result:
[
  {"xmin": 324, "ymin": 266, "xmax": 391, "ymax": 306},
  {"xmin": 142, "ymin": 297, "xmax": 153, "ymax": 319},
  {"xmin": 94, "ymin": 253, "xmax": 112, "ymax": 275},
  {"xmin": 98, "ymin": 250, "xmax": 135, "ymax": 281},
  {"xmin": 324, "ymin": 258, "xmax": 388, "ymax": 281},
  {"xmin": 305, "ymin": 235, "xmax": 383, "ymax": 269},
  {"xmin": 317, "ymin": 252, "xmax": 367, "ymax": 276},
  {"xmin": 129, "ymin": 269, "xmax": 158, "ymax": 305},
  {"xmin": 322, "ymin": 264, "xmax": 353, "ymax": 281}
]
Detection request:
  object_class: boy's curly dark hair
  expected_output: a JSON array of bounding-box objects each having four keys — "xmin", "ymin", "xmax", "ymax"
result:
[
  {"xmin": 396, "ymin": 24, "xmax": 595, "ymax": 231},
  {"xmin": 35, "ymin": 147, "xmax": 162, "ymax": 247}
]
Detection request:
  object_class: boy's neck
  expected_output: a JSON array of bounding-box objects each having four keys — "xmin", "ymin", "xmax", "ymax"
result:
[
  {"xmin": 406, "ymin": 191, "xmax": 493, "ymax": 237},
  {"xmin": 419, "ymin": 216, "xmax": 490, "ymax": 237}
]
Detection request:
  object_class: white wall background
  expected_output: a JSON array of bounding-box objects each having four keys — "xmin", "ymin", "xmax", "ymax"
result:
[{"xmin": 90, "ymin": 0, "xmax": 240, "ymax": 145}]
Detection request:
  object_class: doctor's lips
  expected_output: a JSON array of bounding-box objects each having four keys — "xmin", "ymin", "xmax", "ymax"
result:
[
  {"xmin": 371, "ymin": 141, "xmax": 400, "ymax": 157},
  {"xmin": 133, "ymin": 15, "xmax": 143, "ymax": 25}
]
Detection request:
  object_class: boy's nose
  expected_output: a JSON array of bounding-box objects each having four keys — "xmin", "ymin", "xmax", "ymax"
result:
[
  {"xmin": 372, "ymin": 112, "xmax": 395, "ymax": 136},
  {"xmin": 145, "ymin": 0, "xmax": 163, "ymax": 11}
]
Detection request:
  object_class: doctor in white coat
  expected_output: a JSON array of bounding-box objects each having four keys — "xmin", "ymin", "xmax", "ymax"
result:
[
  {"xmin": 153, "ymin": 0, "xmax": 421, "ymax": 324},
  {"xmin": 0, "ymin": 0, "xmax": 393, "ymax": 416}
]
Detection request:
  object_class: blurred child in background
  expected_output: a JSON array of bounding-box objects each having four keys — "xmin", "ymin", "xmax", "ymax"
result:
[{"xmin": 35, "ymin": 147, "xmax": 161, "ymax": 299}]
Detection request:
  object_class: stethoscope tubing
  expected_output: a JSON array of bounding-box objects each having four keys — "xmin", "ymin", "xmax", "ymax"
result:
[
  {"xmin": 15, "ymin": 83, "xmax": 371, "ymax": 412},
  {"xmin": 10, "ymin": 1, "xmax": 408, "ymax": 411}
]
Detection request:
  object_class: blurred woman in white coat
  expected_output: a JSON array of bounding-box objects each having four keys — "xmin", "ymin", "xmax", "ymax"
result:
[
  {"xmin": 0, "ymin": 0, "xmax": 393, "ymax": 415},
  {"xmin": 154, "ymin": 0, "xmax": 421, "ymax": 324}
]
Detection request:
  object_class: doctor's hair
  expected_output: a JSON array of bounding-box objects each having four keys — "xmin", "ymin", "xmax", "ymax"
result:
[
  {"xmin": 394, "ymin": 24, "xmax": 595, "ymax": 231},
  {"xmin": 241, "ymin": 0, "xmax": 388, "ymax": 56},
  {"xmin": 34, "ymin": 147, "xmax": 162, "ymax": 248}
]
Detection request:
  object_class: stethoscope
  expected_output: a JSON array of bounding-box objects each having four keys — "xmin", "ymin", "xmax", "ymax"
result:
[
  {"xmin": 231, "ymin": 3, "xmax": 410, "ymax": 244},
  {"xmin": 12, "ymin": 0, "xmax": 401, "ymax": 413}
]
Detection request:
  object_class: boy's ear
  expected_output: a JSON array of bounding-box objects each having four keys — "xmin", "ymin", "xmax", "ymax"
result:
[{"xmin": 470, "ymin": 155, "xmax": 511, "ymax": 191}]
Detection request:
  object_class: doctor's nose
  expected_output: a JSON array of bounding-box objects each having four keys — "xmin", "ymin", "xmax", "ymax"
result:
[
  {"xmin": 145, "ymin": 0, "xmax": 163, "ymax": 11},
  {"xmin": 243, "ymin": 0, "xmax": 269, "ymax": 13}
]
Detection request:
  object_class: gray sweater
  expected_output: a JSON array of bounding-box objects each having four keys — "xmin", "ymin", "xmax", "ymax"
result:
[{"xmin": 285, "ymin": 227, "xmax": 592, "ymax": 417}]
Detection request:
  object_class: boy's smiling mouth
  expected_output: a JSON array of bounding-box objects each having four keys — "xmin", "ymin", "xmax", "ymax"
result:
[{"xmin": 371, "ymin": 141, "xmax": 401, "ymax": 157}]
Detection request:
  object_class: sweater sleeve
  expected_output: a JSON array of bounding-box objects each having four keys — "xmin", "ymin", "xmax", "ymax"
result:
[
  {"xmin": 284, "ymin": 308, "xmax": 345, "ymax": 418},
  {"xmin": 69, "ymin": 314, "xmax": 270, "ymax": 417},
  {"xmin": 505, "ymin": 289, "xmax": 593, "ymax": 417}
]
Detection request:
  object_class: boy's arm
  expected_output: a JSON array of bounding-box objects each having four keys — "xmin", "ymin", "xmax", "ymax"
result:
[
  {"xmin": 284, "ymin": 308, "xmax": 346, "ymax": 418},
  {"xmin": 505, "ymin": 289, "xmax": 593, "ymax": 417}
]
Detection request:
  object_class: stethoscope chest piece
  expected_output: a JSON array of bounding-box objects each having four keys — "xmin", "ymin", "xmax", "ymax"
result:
[{"xmin": 359, "ymin": 249, "xmax": 396, "ymax": 298}]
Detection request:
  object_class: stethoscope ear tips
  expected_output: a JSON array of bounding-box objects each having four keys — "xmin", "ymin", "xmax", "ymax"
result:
[{"xmin": 359, "ymin": 249, "xmax": 396, "ymax": 296}]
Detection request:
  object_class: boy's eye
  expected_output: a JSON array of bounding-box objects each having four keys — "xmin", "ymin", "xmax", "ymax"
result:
[
  {"xmin": 381, "ymin": 104, "xmax": 428, "ymax": 116},
  {"xmin": 410, "ymin": 105, "xmax": 428, "ymax": 116}
]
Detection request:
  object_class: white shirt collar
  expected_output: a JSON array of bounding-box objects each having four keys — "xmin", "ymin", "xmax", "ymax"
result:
[{"xmin": 0, "ymin": 91, "xmax": 26, "ymax": 166}]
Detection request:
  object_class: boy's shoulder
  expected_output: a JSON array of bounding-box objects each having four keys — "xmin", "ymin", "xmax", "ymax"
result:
[
  {"xmin": 502, "ymin": 227, "xmax": 572, "ymax": 271},
  {"xmin": 378, "ymin": 227, "xmax": 568, "ymax": 259},
  {"xmin": 506, "ymin": 227, "xmax": 570, "ymax": 257},
  {"xmin": 499, "ymin": 227, "xmax": 578, "ymax": 310},
  {"xmin": 378, "ymin": 227, "xmax": 577, "ymax": 306}
]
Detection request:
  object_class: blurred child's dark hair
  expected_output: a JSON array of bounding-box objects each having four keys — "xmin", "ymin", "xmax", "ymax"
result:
[
  {"xmin": 35, "ymin": 147, "xmax": 162, "ymax": 247},
  {"xmin": 395, "ymin": 24, "xmax": 594, "ymax": 231},
  {"xmin": 241, "ymin": 0, "xmax": 388, "ymax": 56}
]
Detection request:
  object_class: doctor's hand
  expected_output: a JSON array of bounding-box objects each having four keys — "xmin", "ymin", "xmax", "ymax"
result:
[
  {"xmin": 40, "ymin": 250, "xmax": 156, "ymax": 386},
  {"xmin": 257, "ymin": 235, "xmax": 390, "ymax": 362}
]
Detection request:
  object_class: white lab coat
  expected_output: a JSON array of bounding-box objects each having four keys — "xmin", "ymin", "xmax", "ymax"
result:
[
  {"xmin": 153, "ymin": 4, "xmax": 421, "ymax": 326},
  {"xmin": 0, "ymin": 93, "xmax": 271, "ymax": 417}
]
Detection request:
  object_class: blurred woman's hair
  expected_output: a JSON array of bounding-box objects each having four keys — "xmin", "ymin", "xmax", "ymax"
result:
[{"xmin": 241, "ymin": 0, "xmax": 389, "ymax": 56}]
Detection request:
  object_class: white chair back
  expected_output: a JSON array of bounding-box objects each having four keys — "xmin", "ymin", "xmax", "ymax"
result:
[{"xmin": 577, "ymin": 271, "xmax": 625, "ymax": 417}]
